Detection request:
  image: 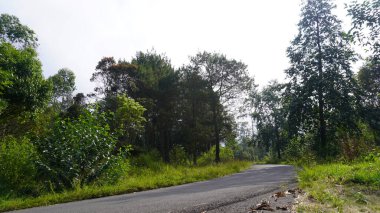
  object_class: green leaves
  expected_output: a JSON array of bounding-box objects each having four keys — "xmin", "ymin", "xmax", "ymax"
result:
[
  {"xmin": 286, "ymin": 0, "xmax": 359, "ymax": 157},
  {"xmin": 0, "ymin": 136, "xmax": 39, "ymax": 195},
  {"xmin": 34, "ymin": 110, "xmax": 119, "ymax": 189},
  {"xmin": 0, "ymin": 14, "xmax": 38, "ymax": 49}
]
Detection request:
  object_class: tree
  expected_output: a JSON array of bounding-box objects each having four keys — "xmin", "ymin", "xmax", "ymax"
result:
[
  {"xmin": 357, "ymin": 61, "xmax": 380, "ymax": 142},
  {"xmin": 131, "ymin": 51, "xmax": 180, "ymax": 162},
  {"xmin": 91, "ymin": 57, "xmax": 138, "ymax": 97},
  {"xmin": 286, "ymin": 0, "xmax": 359, "ymax": 157},
  {"xmin": 348, "ymin": 0, "xmax": 380, "ymax": 59},
  {"xmin": 177, "ymin": 66, "xmax": 214, "ymax": 164},
  {"xmin": 250, "ymin": 81, "xmax": 286, "ymax": 159},
  {"xmin": 48, "ymin": 68, "xmax": 76, "ymax": 111},
  {"xmin": 0, "ymin": 43, "xmax": 51, "ymax": 137},
  {"xmin": 0, "ymin": 13, "xmax": 38, "ymax": 49},
  {"xmin": 189, "ymin": 51, "xmax": 252, "ymax": 162},
  {"xmin": 111, "ymin": 95, "xmax": 146, "ymax": 150}
]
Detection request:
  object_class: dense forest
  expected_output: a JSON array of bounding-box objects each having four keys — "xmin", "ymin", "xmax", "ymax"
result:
[{"xmin": 0, "ymin": 0, "xmax": 379, "ymax": 205}]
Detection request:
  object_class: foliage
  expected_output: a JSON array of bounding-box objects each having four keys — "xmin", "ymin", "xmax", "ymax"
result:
[
  {"xmin": 189, "ymin": 51, "xmax": 252, "ymax": 162},
  {"xmin": 34, "ymin": 110, "xmax": 119, "ymax": 190},
  {"xmin": 348, "ymin": 0, "xmax": 380, "ymax": 59},
  {"xmin": 130, "ymin": 149, "xmax": 163, "ymax": 171},
  {"xmin": 197, "ymin": 146, "xmax": 234, "ymax": 165},
  {"xmin": 0, "ymin": 13, "xmax": 38, "ymax": 49},
  {"xmin": 285, "ymin": 0, "xmax": 359, "ymax": 158},
  {"xmin": 0, "ymin": 42, "xmax": 51, "ymax": 137},
  {"xmin": 48, "ymin": 68, "xmax": 76, "ymax": 111},
  {"xmin": 0, "ymin": 136, "xmax": 39, "ymax": 196},
  {"xmin": 111, "ymin": 95, "xmax": 146, "ymax": 148},
  {"xmin": 250, "ymin": 80, "xmax": 287, "ymax": 160},
  {"xmin": 169, "ymin": 145, "xmax": 189, "ymax": 166},
  {"xmin": 131, "ymin": 50, "xmax": 180, "ymax": 162},
  {"xmin": 91, "ymin": 57, "xmax": 138, "ymax": 96}
]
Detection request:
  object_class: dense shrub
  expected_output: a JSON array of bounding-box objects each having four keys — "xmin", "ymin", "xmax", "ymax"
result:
[
  {"xmin": 131, "ymin": 149, "xmax": 162, "ymax": 170},
  {"xmin": 198, "ymin": 146, "xmax": 234, "ymax": 165},
  {"xmin": 0, "ymin": 136, "xmax": 40, "ymax": 196},
  {"xmin": 169, "ymin": 145, "xmax": 189, "ymax": 165},
  {"xmin": 34, "ymin": 110, "xmax": 119, "ymax": 190}
]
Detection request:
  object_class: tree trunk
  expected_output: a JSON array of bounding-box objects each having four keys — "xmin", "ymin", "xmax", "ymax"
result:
[
  {"xmin": 212, "ymin": 99, "xmax": 221, "ymax": 163},
  {"xmin": 275, "ymin": 124, "xmax": 281, "ymax": 159},
  {"xmin": 316, "ymin": 17, "xmax": 327, "ymax": 157}
]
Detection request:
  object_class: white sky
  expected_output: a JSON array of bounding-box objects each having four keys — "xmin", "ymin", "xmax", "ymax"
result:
[{"xmin": 0, "ymin": 0, "xmax": 355, "ymax": 95}]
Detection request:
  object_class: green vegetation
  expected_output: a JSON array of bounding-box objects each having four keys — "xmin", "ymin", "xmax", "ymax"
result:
[
  {"xmin": 297, "ymin": 153, "xmax": 380, "ymax": 212},
  {"xmin": 0, "ymin": 0, "xmax": 380, "ymax": 211},
  {"xmin": 0, "ymin": 160, "xmax": 251, "ymax": 212}
]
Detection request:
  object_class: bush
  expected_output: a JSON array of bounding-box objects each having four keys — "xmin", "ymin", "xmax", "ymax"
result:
[
  {"xmin": 96, "ymin": 156, "xmax": 130, "ymax": 185},
  {"xmin": 34, "ymin": 110, "xmax": 119, "ymax": 190},
  {"xmin": 131, "ymin": 149, "xmax": 163, "ymax": 171},
  {"xmin": 284, "ymin": 136, "xmax": 316, "ymax": 166},
  {"xmin": 198, "ymin": 146, "xmax": 234, "ymax": 165},
  {"xmin": 0, "ymin": 136, "xmax": 40, "ymax": 196},
  {"xmin": 169, "ymin": 145, "xmax": 189, "ymax": 165}
]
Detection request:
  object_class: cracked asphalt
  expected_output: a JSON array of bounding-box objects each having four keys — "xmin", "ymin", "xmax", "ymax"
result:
[{"xmin": 10, "ymin": 164, "xmax": 296, "ymax": 213}]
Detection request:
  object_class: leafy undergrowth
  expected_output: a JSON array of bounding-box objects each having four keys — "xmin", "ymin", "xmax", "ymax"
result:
[
  {"xmin": 296, "ymin": 159, "xmax": 380, "ymax": 212},
  {"xmin": 0, "ymin": 160, "xmax": 251, "ymax": 212}
]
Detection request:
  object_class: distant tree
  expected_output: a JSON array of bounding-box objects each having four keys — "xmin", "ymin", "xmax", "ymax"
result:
[
  {"xmin": 65, "ymin": 93, "xmax": 86, "ymax": 119},
  {"xmin": 48, "ymin": 68, "xmax": 76, "ymax": 111},
  {"xmin": 250, "ymin": 81, "xmax": 286, "ymax": 159},
  {"xmin": 91, "ymin": 57, "xmax": 138, "ymax": 97},
  {"xmin": 0, "ymin": 13, "xmax": 38, "ymax": 49},
  {"xmin": 286, "ymin": 0, "xmax": 359, "ymax": 157},
  {"xmin": 189, "ymin": 51, "xmax": 252, "ymax": 162}
]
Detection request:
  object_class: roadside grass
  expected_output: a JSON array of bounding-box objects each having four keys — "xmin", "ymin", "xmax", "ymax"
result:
[
  {"xmin": 0, "ymin": 160, "xmax": 252, "ymax": 212},
  {"xmin": 296, "ymin": 159, "xmax": 380, "ymax": 212}
]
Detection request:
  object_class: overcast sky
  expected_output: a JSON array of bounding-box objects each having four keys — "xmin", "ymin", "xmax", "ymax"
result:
[{"xmin": 0, "ymin": 0, "xmax": 354, "ymax": 94}]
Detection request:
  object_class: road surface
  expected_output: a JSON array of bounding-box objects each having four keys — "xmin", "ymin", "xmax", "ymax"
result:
[{"xmin": 11, "ymin": 164, "xmax": 296, "ymax": 213}]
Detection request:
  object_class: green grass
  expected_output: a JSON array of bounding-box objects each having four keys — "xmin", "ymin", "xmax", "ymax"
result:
[
  {"xmin": 297, "ymin": 159, "xmax": 380, "ymax": 212},
  {"xmin": 0, "ymin": 160, "xmax": 252, "ymax": 212}
]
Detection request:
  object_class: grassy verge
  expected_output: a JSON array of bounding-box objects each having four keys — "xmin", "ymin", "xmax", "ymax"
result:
[
  {"xmin": 296, "ymin": 160, "xmax": 380, "ymax": 212},
  {"xmin": 0, "ymin": 160, "xmax": 252, "ymax": 212}
]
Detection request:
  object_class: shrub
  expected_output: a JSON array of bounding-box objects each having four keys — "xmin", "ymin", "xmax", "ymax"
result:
[
  {"xmin": 131, "ymin": 149, "xmax": 163, "ymax": 171},
  {"xmin": 0, "ymin": 136, "xmax": 40, "ymax": 196},
  {"xmin": 34, "ymin": 110, "xmax": 119, "ymax": 190},
  {"xmin": 96, "ymin": 156, "xmax": 130, "ymax": 185},
  {"xmin": 284, "ymin": 136, "xmax": 316, "ymax": 166},
  {"xmin": 169, "ymin": 145, "xmax": 189, "ymax": 165},
  {"xmin": 198, "ymin": 146, "xmax": 234, "ymax": 165}
]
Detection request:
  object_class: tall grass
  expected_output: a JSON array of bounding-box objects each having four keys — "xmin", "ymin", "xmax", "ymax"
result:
[
  {"xmin": 297, "ymin": 157, "xmax": 380, "ymax": 212},
  {"xmin": 0, "ymin": 160, "xmax": 251, "ymax": 212}
]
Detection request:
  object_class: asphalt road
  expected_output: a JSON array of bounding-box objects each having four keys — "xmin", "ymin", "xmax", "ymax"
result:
[{"xmin": 11, "ymin": 164, "xmax": 296, "ymax": 213}]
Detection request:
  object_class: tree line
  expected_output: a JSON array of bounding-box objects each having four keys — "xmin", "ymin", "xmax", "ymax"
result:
[{"xmin": 0, "ymin": 0, "xmax": 379, "ymax": 195}]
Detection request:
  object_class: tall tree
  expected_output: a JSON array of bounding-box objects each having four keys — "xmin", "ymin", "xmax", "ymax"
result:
[
  {"xmin": 131, "ymin": 51, "xmax": 179, "ymax": 162},
  {"xmin": 286, "ymin": 0, "xmax": 358, "ymax": 157},
  {"xmin": 189, "ymin": 51, "xmax": 252, "ymax": 162},
  {"xmin": 177, "ymin": 65, "xmax": 214, "ymax": 164}
]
